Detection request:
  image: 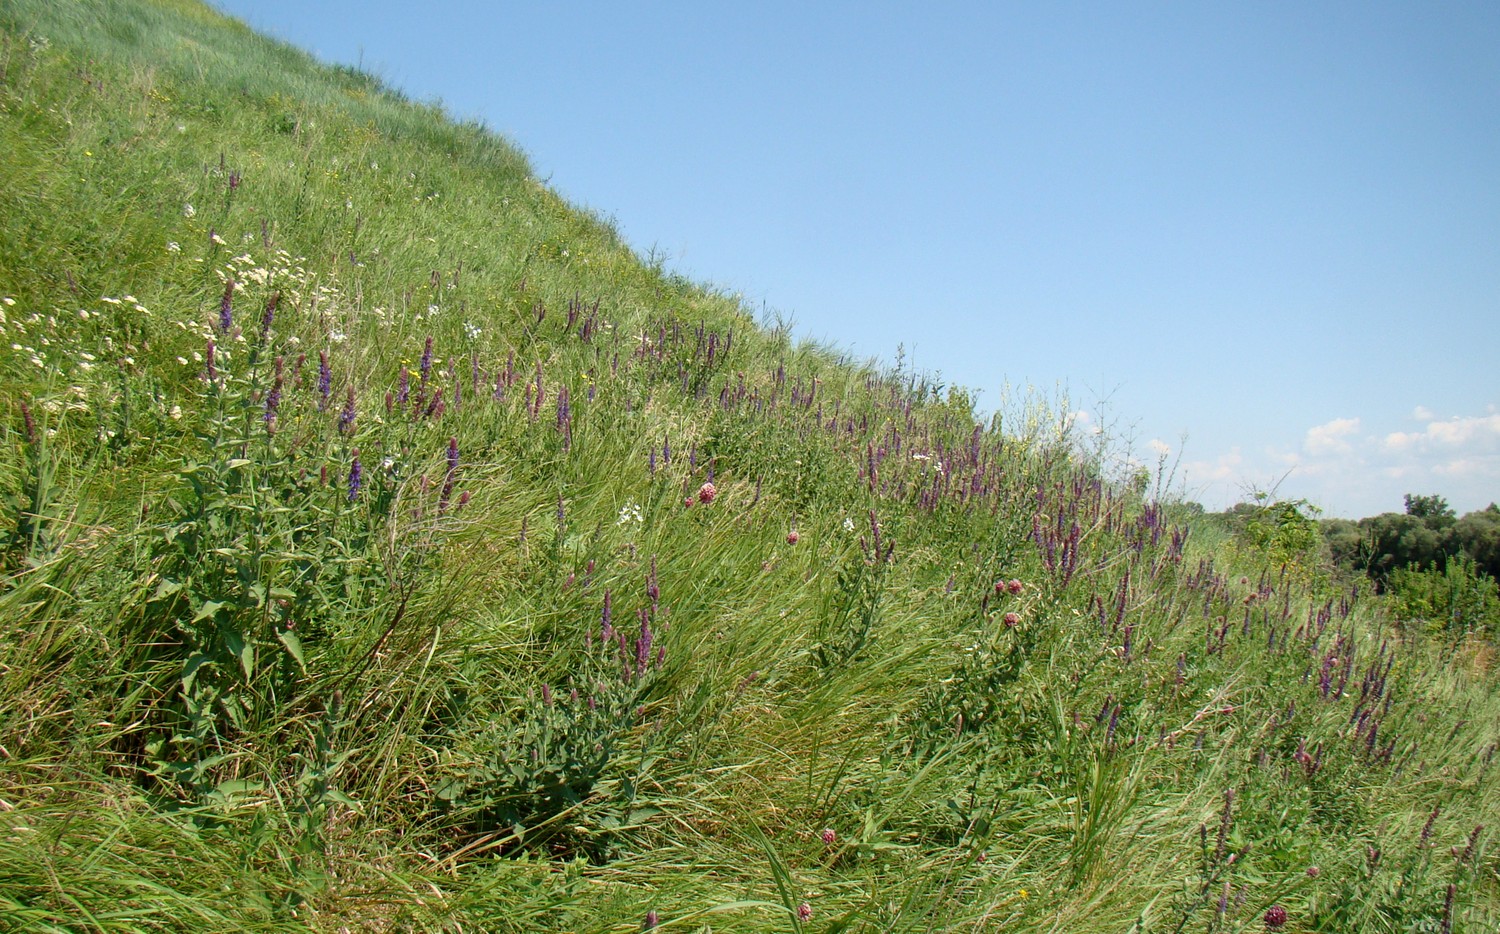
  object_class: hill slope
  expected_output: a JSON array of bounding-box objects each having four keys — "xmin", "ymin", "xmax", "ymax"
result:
[{"xmin": 1, "ymin": 1, "xmax": 1497, "ymax": 930}]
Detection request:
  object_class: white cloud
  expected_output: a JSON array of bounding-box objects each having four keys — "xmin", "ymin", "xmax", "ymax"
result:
[
  {"xmin": 1383, "ymin": 431, "xmax": 1420, "ymax": 452},
  {"xmin": 1178, "ymin": 406, "xmax": 1499, "ymax": 517},
  {"xmin": 1182, "ymin": 447, "xmax": 1243, "ymax": 484},
  {"xmin": 1433, "ymin": 458, "xmax": 1491, "ymax": 478},
  {"xmin": 1383, "ymin": 413, "xmax": 1500, "ymax": 453},
  {"xmin": 1304, "ymin": 417, "xmax": 1360, "ymax": 456}
]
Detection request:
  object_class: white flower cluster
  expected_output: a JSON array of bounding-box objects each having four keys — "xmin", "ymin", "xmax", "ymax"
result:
[{"xmin": 617, "ymin": 501, "xmax": 644, "ymax": 526}]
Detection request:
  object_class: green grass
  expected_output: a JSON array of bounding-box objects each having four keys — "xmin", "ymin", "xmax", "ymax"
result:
[{"xmin": 1, "ymin": 1, "xmax": 1497, "ymax": 931}]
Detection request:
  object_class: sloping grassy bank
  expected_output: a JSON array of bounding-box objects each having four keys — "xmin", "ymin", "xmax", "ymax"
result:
[{"xmin": 1, "ymin": 2, "xmax": 1496, "ymax": 930}]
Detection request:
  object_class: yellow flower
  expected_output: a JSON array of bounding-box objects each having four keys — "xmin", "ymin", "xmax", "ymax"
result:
[{"xmin": 1019, "ymin": 889, "xmax": 1029, "ymax": 899}]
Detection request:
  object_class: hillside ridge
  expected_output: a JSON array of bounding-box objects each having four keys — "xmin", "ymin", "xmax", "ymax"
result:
[{"xmin": 0, "ymin": 2, "xmax": 1496, "ymax": 931}]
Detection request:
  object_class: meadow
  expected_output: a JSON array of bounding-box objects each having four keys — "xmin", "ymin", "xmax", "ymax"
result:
[{"xmin": 0, "ymin": 1, "xmax": 1496, "ymax": 930}]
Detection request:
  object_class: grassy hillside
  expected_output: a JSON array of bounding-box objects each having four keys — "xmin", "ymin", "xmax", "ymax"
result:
[{"xmin": 1, "ymin": 1, "xmax": 1496, "ymax": 930}]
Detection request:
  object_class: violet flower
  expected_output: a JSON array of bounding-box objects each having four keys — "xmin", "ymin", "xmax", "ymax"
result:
[
  {"xmin": 338, "ymin": 386, "xmax": 356, "ymax": 434},
  {"xmin": 317, "ymin": 350, "xmax": 332, "ymax": 410},
  {"xmin": 348, "ymin": 450, "xmax": 362, "ymax": 502},
  {"xmin": 218, "ymin": 277, "xmax": 235, "ymax": 333}
]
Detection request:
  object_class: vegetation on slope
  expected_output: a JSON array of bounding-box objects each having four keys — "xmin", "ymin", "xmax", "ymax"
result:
[{"xmin": 1, "ymin": 1, "xmax": 1497, "ymax": 930}]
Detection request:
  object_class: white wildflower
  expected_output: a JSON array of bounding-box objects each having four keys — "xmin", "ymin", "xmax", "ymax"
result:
[
  {"xmin": 464, "ymin": 322, "xmax": 481, "ymax": 340},
  {"xmin": 843, "ymin": 517, "xmax": 856, "ymax": 533},
  {"xmin": 183, "ymin": 203, "xmax": 196, "ymax": 218},
  {"xmin": 169, "ymin": 405, "xmax": 182, "ymax": 420},
  {"xmin": 617, "ymin": 502, "xmax": 644, "ymax": 526}
]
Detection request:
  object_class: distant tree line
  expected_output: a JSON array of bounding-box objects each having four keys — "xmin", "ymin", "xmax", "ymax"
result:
[
  {"xmin": 1208, "ymin": 493, "xmax": 1500, "ymax": 640},
  {"xmin": 1320, "ymin": 495, "xmax": 1500, "ymax": 586}
]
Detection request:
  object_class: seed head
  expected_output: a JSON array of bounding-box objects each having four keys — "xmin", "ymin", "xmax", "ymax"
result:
[
  {"xmin": 697, "ymin": 481, "xmax": 717, "ymax": 504},
  {"xmin": 787, "ymin": 530, "xmax": 800, "ymax": 545},
  {"xmin": 797, "ymin": 902, "xmax": 812, "ymax": 923},
  {"xmin": 1263, "ymin": 904, "xmax": 1287, "ymax": 930},
  {"xmin": 820, "ymin": 827, "xmax": 835, "ymax": 845}
]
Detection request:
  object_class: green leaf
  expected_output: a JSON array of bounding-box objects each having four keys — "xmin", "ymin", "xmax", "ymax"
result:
[
  {"xmin": 212, "ymin": 779, "xmax": 264, "ymax": 796},
  {"xmin": 276, "ymin": 628, "xmax": 306, "ymax": 672},
  {"xmin": 181, "ymin": 653, "xmax": 213, "ymax": 693},
  {"xmin": 193, "ymin": 599, "xmax": 228, "ymax": 622}
]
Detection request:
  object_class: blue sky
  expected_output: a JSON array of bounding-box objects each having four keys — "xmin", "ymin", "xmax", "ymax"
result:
[{"xmin": 212, "ymin": 1, "xmax": 1499, "ymax": 518}]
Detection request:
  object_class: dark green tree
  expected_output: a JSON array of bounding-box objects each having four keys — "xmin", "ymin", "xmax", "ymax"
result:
[
  {"xmin": 1404, "ymin": 493, "xmax": 1456, "ymax": 528},
  {"xmin": 1449, "ymin": 507, "xmax": 1500, "ymax": 580}
]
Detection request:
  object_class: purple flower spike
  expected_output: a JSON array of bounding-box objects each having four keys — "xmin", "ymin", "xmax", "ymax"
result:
[
  {"xmin": 419, "ymin": 336, "xmax": 433, "ymax": 385},
  {"xmin": 348, "ymin": 450, "xmax": 362, "ymax": 502},
  {"xmin": 205, "ymin": 338, "xmax": 217, "ymax": 382},
  {"xmin": 259, "ymin": 291, "xmax": 279, "ymax": 343},
  {"xmin": 264, "ymin": 376, "xmax": 283, "ymax": 430},
  {"xmin": 317, "ymin": 350, "xmax": 332, "ymax": 410},
  {"xmin": 338, "ymin": 386, "xmax": 356, "ymax": 434},
  {"xmin": 19, "ymin": 401, "xmax": 37, "ymax": 445},
  {"xmin": 218, "ymin": 277, "xmax": 235, "ymax": 333}
]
